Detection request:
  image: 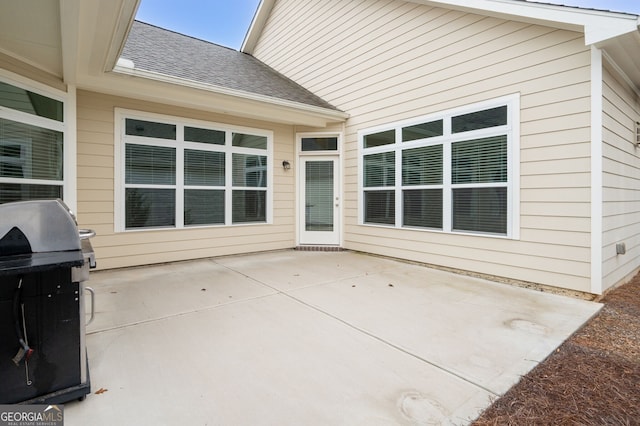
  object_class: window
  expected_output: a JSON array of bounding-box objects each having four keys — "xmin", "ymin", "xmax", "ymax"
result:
[
  {"xmin": 117, "ymin": 111, "xmax": 271, "ymax": 230},
  {"xmin": 301, "ymin": 137, "xmax": 338, "ymax": 151},
  {"xmin": 359, "ymin": 95, "xmax": 518, "ymax": 237},
  {"xmin": 0, "ymin": 79, "xmax": 65, "ymax": 204}
]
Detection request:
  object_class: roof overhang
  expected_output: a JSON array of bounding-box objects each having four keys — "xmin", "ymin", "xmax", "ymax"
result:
[
  {"xmin": 82, "ymin": 62, "xmax": 349, "ymax": 127},
  {"xmin": 242, "ymin": 0, "xmax": 277, "ymax": 53},
  {"xmin": 68, "ymin": 0, "xmax": 140, "ymax": 84},
  {"xmin": 411, "ymin": 1, "xmax": 640, "ymax": 90},
  {"xmin": 406, "ymin": 0, "xmax": 640, "ymax": 46},
  {"xmin": 596, "ymin": 29, "xmax": 640, "ymax": 93},
  {"xmin": 0, "ymin": 0, "xmax": 63, "ymax": 77},
  {"xmin": 0, "ymin": 0, "xmax": 346, "ymax": 127},
  {"xmin": 0, "ymin": 0, "xmax": 140, "ymax": 85},
  {"xmin": 243, "ymin": 0, "xmax": 639, "ymax": 51},
  {"xmin": 242, "ymin": 0, "xmax": 640, "ymax": 91}
]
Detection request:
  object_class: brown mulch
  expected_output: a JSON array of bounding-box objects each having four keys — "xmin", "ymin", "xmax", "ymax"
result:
[{"xmin": 473, "ymin": 273, "xmax": 640, "ymax": 426}]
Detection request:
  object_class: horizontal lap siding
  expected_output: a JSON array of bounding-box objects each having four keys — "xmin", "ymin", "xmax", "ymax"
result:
[
  {"xmin": 601, "ymin": 63, "xmax": 640, "ymax": 291},
  {"xmin": 254, "ymin": 0, "xmax": 592, "ymax": 291},
  {"xmin": 76, "ymin": 90, "xmax": 296, "ymax": 270}
]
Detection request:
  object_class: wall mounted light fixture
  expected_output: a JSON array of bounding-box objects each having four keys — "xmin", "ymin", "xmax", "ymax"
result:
[{"xmin": 282, "ymin": 160, "xmax": 291, "ymax": 170}]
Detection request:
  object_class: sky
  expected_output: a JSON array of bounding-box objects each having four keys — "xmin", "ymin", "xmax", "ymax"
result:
[{"xmin": 135, "ymin": 0, "xmax": 640, "ymax": 50}]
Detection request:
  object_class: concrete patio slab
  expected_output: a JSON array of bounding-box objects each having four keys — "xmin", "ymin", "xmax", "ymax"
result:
[
  {"xmin": 85, "ymin": 259, "xmax": 277, "ymax": 332},
  {"xmin": 65, "ymin": 250, "xmax": 601, "ymax": 425}
]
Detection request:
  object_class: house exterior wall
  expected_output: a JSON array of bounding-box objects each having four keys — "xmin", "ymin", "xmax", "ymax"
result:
[
  {"xmin": 601, "ymin": 60, "xmax": 640, "ymax": 291},
  {"xmin": 76, "ymin": 90, "xmax": 297, "ymax": 270},
  {"xmin": 252, "ymin": 0, "xmax": 594, "ymax": 292}
]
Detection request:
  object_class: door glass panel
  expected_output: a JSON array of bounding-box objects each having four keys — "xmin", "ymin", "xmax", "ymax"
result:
[{"xmin": 305, "ymin": 161, "xmax": 334, "ymax": 231}]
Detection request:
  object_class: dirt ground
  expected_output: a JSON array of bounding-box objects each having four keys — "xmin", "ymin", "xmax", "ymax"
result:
[{"xmin": 472, "ymin": 273, "xmax": 640, "ymax": 425}]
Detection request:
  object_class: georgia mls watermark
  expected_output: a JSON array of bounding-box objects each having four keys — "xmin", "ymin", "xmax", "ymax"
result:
[{"xmin": 0, "ymin": 405, "xmax": 63, "ymax": 426}]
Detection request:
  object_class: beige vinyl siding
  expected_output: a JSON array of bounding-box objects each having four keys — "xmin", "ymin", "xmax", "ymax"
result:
[
  {"xmin": 601, "ymin": 62, "xmax": 640, "ymax": 291},
  {"xmin": 254, "ymin": 0, "xmax": 593, "ymax": 292},
  {"xmin": 76, "ymin": 90, "xmax": 297, "ymax": 270}
]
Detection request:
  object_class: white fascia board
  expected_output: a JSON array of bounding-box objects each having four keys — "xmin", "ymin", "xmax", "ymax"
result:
[
  {"xmin": 408, "ymin": 0, "xmax": 639, "ymax": 45},
  {"xmin": 111, "ymin": 64, "xmax": 349, "ymax": 122},
  {"xmin": 103, "ymin": 0, "xmax": 142, "ymax": 72},
  {"xmin": 241, "ymin": 0, "xmax": 275, "ymax": 54}
]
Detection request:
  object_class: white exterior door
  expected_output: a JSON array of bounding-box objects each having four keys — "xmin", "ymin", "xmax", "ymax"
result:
[{"xmin": 299, "ymin": 156, "xmax": 340, "ymax": 245}]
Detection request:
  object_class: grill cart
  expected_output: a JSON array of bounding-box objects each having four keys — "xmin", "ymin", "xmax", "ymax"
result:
[{"xmin": 0, "ymin": 199, "xmax": 96, "ymax": 404}]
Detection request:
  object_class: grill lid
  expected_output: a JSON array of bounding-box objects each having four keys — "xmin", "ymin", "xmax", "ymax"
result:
[
  {"xmin": 0, "ymin": 227, "xmax": 32, "ymax": 257},
  {"xmin": 0, "ymin": 199, "xmax": 81, "ymax": 254}
]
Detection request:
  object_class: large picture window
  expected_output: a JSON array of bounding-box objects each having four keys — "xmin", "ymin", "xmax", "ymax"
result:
[
  {"xmin": 359, "ymin": 95, "xmax": 518, "ymax": 237},
  {"xmin": 117, "ymin": 111, "xmax": 271, "ymax": 230},
  {"xmin": 0, "ymin": 79, "xmax": 65, "ymax": 204}
]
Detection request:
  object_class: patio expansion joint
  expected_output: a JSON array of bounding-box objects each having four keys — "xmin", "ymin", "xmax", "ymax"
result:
[
  {"xmin": 216, "ymin": 262, "xmax": 500, "ymax": 398},
  {"xmin": 86, "ymin": 292, "xmax": 279, "ymax": 335}
]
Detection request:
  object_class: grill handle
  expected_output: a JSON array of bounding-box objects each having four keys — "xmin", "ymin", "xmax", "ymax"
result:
[
  {"xmin": 79, "ymin": 229, "xmax": 96, "ymax": 240},
  {"xmin": 85, "ymin": 287, "xmax": 95, "ymax": 326}
]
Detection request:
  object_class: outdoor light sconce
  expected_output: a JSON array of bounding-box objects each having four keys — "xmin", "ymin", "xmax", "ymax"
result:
[
  {"xmin": 282, "ymin": 160, "xmax": 291, "ymax": 170},
  {"xmin": 636, "ymin": 122, "xmax": 640, "ymax": 146}
]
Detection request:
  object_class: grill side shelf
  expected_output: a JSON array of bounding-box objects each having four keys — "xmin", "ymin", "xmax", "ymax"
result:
[{"xmin": 0, "ymin": 251, "xmax": 84, "ymax": 277}]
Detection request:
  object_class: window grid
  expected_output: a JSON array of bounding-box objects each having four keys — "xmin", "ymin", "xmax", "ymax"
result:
[
  {"xmin": 360, "ymin": 98, "xmax": 515, "ymax": 237},
  {"xmin": 0, "ymin": 77, "xmax": 66, "ymax": 205},
  {"xmin": 121, "ymin": 116, "xmax": 270, "ymax": 230}
]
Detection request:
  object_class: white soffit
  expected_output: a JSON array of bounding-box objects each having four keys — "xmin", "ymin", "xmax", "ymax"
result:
[
  {"xmin": 0, "ymin": 0, "xmax": 62, "ymax": 76},
  {"xmin": 73, "ymin": 0, "xmax": 140, "ymax": 84},
  {"xmin": 409, "ymin": 0, "xmax": 639, "ymax": 45}
]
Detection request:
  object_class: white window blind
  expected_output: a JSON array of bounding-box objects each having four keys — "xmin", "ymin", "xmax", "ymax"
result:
[
  {"xmin": 119, "ymin": 114, "xmax": 271, "ymax": 230},
  {"xmin": 359, "ymin": 96, "xmax": 516, "ymax": 237},
  {"xmin": 305, "ymin": 161, "xmax": 334, "ymax": 231},
  {"xmin": 0, "ymin": 78, "xmax": 65, "ymax": 205}
]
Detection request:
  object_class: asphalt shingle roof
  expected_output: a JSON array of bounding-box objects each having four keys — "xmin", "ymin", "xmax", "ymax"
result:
[{"xmin": 120, "ymin": 21, "xmax": 339, "ymax": 111}]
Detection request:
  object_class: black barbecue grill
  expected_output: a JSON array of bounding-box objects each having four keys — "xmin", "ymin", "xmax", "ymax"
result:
[{"xmin": 0, "ymin": 199, "xmax": 96, "ymax": 404}]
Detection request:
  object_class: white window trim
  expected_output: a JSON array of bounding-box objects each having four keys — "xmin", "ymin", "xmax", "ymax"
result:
[
  {"xmin": 357, "ymin": 94, "xmax": 520, "ymax": 239},
  {"xmin": 297, "ymin": 132, "xmax": 341, "ymax": 155},
  {"xmin": 114, "ymin": 108, "xmax": 273, "ymax": 232},
  {"xmin": 590, "ymin": 46, "xmax": 603, "ymax": 294},
  {"xmin": 0, "ymin": 69, "xmax": 74, "ymax": 209}
]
